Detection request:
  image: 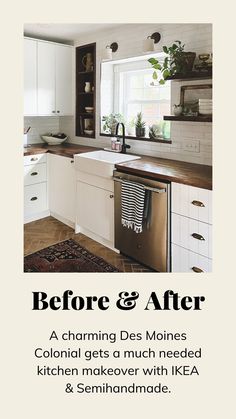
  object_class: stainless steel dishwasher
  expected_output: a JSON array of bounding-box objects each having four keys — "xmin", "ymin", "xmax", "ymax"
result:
[{"xmin": 113, "ymin": 170, "xmax": 170, "ymax": 272}]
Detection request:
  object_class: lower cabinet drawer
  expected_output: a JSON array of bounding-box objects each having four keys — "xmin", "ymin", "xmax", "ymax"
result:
[
  {"xmin": 172, "ymin": 244, "xmax": 212, "ymax": 273},
  {"xmin": 24, "ymin": 182, "xmax": 47, "ymax": 216},
  {"xmin": 24, "ymin": 153, "xmax": 47, "ymax": 166},
  {"xmin": 172, "ymin": 213, "xmax": 212, "ymax": 258},
  {"xmin": 172, "ymin": 182, "xmax": 212, "ymax": 224},
  {"xmin": 24, "ymin": 162, "xmax": 47, "ymax": 186}
]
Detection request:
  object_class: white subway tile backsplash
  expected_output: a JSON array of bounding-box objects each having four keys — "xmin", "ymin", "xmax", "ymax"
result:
[
  {"xmin": 24, "ymin": 116, "xmax": 60, "ymax": 144},
  {"xmin": 58, "ymin": 23, "xmax": 212, "ymax": 166}
]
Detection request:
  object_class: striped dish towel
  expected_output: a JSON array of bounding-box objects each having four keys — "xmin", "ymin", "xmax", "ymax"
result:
[{"xmin": 121, "ymin": 180, "xmax": 145, "ymax": 233}]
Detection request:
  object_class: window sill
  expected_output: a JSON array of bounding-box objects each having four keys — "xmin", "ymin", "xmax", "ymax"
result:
[{"xmin": 100, "ymin": 133, "xmax": 172, "ymax": 144}]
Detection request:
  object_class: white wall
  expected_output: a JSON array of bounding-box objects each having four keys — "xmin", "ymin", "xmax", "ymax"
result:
[{"xmin": 59, "ymin": 23, "xmax": 212, "ymax": 165}]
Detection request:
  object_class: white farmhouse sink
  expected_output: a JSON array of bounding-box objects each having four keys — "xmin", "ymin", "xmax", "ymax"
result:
[{"xmin": 75, "ymin": 150, "xmax": 140, "ymax": 178}]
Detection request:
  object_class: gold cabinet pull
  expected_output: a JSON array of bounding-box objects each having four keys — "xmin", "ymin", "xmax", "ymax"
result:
[
  {"xmin": 192, "ymin": 233, "xmax": 205, "ymax": 241},
  {"xmin": 30, "ymin": 196, "xmax": 38, "ymax": 201},
  {"xmin": 109, "ymin": 194, "xmax": 114, "ymax": 199},
  {"xmin": 31, "ymin": 172, "xmax": 38, "ymax": 176},
  {"xmin": 30, "ymin": 157, "xmax": 38, "ymax": 161},
  {"xmin": 192, "ymin": 266, "xmax": 204, "ymax": 273},
  {"xmin": 192, "ymin": 200, "xmax": 205, "ymax": 207}
]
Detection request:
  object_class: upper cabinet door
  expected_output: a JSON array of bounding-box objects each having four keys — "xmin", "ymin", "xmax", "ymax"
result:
[
  {"xmin": 55, "ymin": 45, "xmax": 73, "ymax": 115},
  {"xmin": 24, "ymin": 39, "xmax": 37, "ymax": 115},
  {"xmin": 37, "ymin": 41, "xmax": 56, "ymax": 115}
]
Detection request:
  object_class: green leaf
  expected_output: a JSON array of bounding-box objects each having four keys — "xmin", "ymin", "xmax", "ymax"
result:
[
  {"xmin": 163, "ymin": 69, "xmax": 170, "ymax": 79},
  {"xmin": 153, "ymin": 63, "xmax": 162, "ymax": 70},
  {"xmin": 163, "ymin": 46, "xmax": 168, "ymax": 53},
  {"xmin": 152, "ymin": 71, "xmax": 158, "ymax": 80},
  {"xmin": 148, "ymin": 58, "xmax": 158, "ymax": 65},
  {"xmin": 159, "ymin": 79, "xmax": 165, "ymax": 85}
]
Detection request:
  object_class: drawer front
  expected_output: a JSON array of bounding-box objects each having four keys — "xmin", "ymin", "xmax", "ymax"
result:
[
  {"xmin": 172, "ymin": 244, "xmax": 212, "ymax": 273},
  {"xmin": 24, "ymin": 153, "xmax": 47, "ymax": 166},
  {"xmin": 172, "ymin": 213, "xmax": 212, "ymax": 258},
  {"xmin": 24, "ymin": 162, "xmax": 47, "ymax": 186},
  {"xmin": 24, "ymin": 182, "xmax": 47, "ymax": 216},
  {"xmin": 172, "ymin": 182, "xmax": 212, "ymax": 224}
]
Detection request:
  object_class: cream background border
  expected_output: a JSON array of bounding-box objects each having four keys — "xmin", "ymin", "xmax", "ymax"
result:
[{"xmin": 1, "ymin": 0, "xmax": 235, "ymax": 417}]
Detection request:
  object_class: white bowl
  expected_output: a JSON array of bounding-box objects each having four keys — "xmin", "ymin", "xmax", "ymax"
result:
[
  {"xmin": 199, "ymin": 110, "xmax": 212, "ymax": 115},
  {"xmin": 41, "ymin": 135, "xmax": 68, "ymax": 145},
  {"xmin": 84, "ymin": 130, "xmax": 94, "ymax": 136}
]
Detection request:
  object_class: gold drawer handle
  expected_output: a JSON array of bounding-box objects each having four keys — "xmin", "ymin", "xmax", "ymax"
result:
[
  {"xmin": 110, "ymin": 194, "xmax": 114, "ymax": 199},
  {"xmin": 192, "ymin": 266, "xmax": 204, "ymax": 273},
  {"xmin": 192, "ymin": 200, "xmax": 205, "ymax": 207},
  {"xmin": 30, "ymin": 196, "xmax": 38, "ymax": 201},
  {"xmin": 192, "ymin": 233, "xmax": 205, "ymax": 241},
  {"xmin": 31, "ymin": 172, "xmax": 38, "ymax": 176},
  {"xmin": 30, "ymin": 157, "xmax": 38, "ymax": 161}
]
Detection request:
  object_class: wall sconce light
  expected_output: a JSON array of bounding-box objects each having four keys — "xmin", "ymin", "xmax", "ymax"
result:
[
  {"xmin": 143, "ymin": 32, "xmax": 161, "ymax": 53},
  {"xmin": 102, "ymin": 42, "xmax": 119, "ymax": 61}
]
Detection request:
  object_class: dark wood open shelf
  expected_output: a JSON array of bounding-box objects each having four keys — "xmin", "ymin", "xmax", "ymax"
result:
[
  {"xmin": 78, "ymin": 92, "xmax": 94, "ymax": 95},
  {"xmin": 100, "ymin": 133, "xmax": 172, "ymax": 144},
  {"xmin": 78, "ymin": 112, "xmax": 94, "ymax": 117},
  {"xmin": 77, "ymin": 70, "xmax": 94, "ymax": 75},
  {"xmin": 164, "ymin": 115, "xmax": 212, "ymax": 122},
  {"xmin": 76, "ymin": 43, "xmax": 96, "ymax": 138},
  {"xmin": 166, "ymin": 70, "xmax": 212, "ymax": 81}
]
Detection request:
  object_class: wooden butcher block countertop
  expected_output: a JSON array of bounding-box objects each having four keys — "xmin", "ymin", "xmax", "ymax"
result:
[
  {"xmin": 115, "ymin": 156, "xmax": 212, "ymax": 190},
  {"xmin": 23, "ymin": 143, "xmax": 101, "ymax": 158},
  {"xmin": 24, "ymin": 143, "xmax": 212, "ymax": 190}
]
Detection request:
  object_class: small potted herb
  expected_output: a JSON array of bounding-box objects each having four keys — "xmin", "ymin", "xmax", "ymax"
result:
[
  {"xmin": 135, "ymin": 112, "xmax": 146, "ymax": 137},
  {"xmin": 102, "ymin": 113, "xmax": 124, "ymax": 135},
  {"xmin": 148, "ymin": 40, "xmax": 196, "ymax": 84}
]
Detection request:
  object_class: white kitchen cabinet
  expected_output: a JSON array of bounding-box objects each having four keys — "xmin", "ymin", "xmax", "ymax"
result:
[
  {"xmin": 172, "ymin": 182, "xmax": 212, "ymax": 224},
  {"xmin": 171, "ymin": 182, "xmax": 212, "ymax": 273},
  {"xmin": 76, "ymin": 181, "xmax": 114, "ymax": 243},
  {"xmin": 172, "ymin": 244, "xmax": 212, "ymax": 273},
  {"xmin": 55, "ymin": 44, "xmax": 73, "ymax": 115},
  {"xmin": 37, "ymin": 41, "xmax": 56, "ymax": 115},
  {"xmin": 24, "ymin": 38, "xmax": 73, "ymax": 116},
  {"xmin": 48, "ymin": 154, "xmax": 75, "ymax": 227},
  {"xmin": 24, "ymin": 153, "xmax": 49, "ymax": 223},
  {"xmin": 24, "ymin": 39, "xmax": 37, "ymax": 115},
  {"xmin": 38, "ymin": 41, "xmax": 73, "ymax": 115},
  {"xmin": 172, "ymin": 213, "xmax": 212, "ymax": 259}
]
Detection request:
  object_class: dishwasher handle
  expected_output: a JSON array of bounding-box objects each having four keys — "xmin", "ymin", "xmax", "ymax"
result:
[{"xmin": 113, "ymin": 176, "xmax": 166, "ymax": 194}]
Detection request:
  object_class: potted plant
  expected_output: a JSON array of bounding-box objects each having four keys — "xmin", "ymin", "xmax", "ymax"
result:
[
  {"xmin": 148, "ymin": 40, "xmax": 196, "ymax": 84},
  {"xmin": 149, "ymin": 122, "xmax": 163, "ymax": 140},
  {"xmin": 127, "ymin": 117, "xmax": 135, "ymax": 136},
  {"xmin": 135, "ymin": 112, "xmax": 146, "ymax": 137},
  {"xmin": 102, "ymin": 113, "xmax": 124, "ymax": 135}
]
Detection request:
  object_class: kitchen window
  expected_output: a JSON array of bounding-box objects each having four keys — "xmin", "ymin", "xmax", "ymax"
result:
[{"xmin": 113, "ymin": 57, "xmax": 171, "ymax": 135}]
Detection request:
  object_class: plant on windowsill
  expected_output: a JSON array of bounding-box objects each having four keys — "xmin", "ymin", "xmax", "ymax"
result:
[
  {"xmin": 148, "ymin": 40, "xmax": 196, "ymax": 85},
  {"xmin": 149, "ymin": 122, "xmax": 163, "ymax": 140},
  {"xmin": 135, "ymin": 112, "xmax": 146, "ymax": 138},
  {"xmin": 102, "ymin": 113, "xmax": 124, "ymax": 135},
  {"xmin": 127, "ymin": 117, "xmax": 136, "ymax": 136}
]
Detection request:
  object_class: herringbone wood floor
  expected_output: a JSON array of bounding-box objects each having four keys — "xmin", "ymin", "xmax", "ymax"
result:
[{"xmin": 24, "ymin": 216, "xmax": 152, "ymax": 272}]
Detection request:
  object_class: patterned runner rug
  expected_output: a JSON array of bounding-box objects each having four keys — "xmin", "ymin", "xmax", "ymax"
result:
[{"xmin": 24, "ymin": 239, "xmax": 120, "ymax": 273}]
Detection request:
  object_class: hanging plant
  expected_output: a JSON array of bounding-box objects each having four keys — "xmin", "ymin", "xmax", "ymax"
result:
[{"xmin": 148, "ymin": 40, "xmax": 196, "ymax": 84}]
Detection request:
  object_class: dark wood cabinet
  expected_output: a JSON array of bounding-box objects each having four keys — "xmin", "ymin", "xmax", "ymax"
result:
[{"xmin": 76, "ymin": 43, "xmax": 96, "ymax": 138}]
